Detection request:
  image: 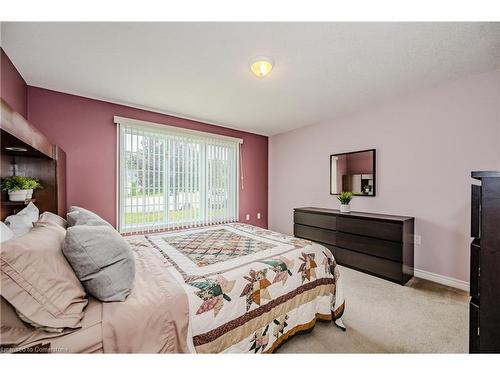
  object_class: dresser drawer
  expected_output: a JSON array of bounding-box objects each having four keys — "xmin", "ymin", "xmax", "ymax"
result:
[
  {"xmin": 326, "ymin": 245, "xmax": 403, "ymax": 283},
  {"xmin": 470, "ymin": 239, "xmax": 480, "ymax": 300},
  {"xmin": 337, "ymin": 216, "xmax": 402, "ymax": 242},
  {"xmin": 336, "ymin": 232, "xmax": 402, "ymax": 262},
  {"xmin": 294, "ymin": 224, "xmax": 336, "ymax": 245},
  {"xmin": 294, "ymin": 211, "xmax": 336, "ymax": 230}
]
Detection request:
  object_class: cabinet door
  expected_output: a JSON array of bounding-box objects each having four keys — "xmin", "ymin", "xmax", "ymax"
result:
[
  {"xmin": 471, "ymin": 184, "xmax": 481, "ymax": 238},
  {"xmin": 469, "ymin": 301, "xmax": 480, "ymax": 353},
  {"xmin": 470, "ymin": 240, "xmax": 480, "ymax": 301}
]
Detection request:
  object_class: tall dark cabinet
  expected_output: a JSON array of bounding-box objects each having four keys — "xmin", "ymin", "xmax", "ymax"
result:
[{"xmin": 470, "ymin": 171, "xmax": 500, "ymax": 353}]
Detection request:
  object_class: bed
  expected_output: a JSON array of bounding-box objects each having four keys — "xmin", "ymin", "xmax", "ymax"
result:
[{"xmin": 2, "ymin": 222, "xmax": 345, "ymax": 354}]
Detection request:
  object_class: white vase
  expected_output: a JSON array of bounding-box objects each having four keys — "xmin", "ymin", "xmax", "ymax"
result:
[
  {"xmin": 25, "ymin": 189, "xmax": 33, "ymax": 199},
  {"xmin": 340, "ymin": 204, "xmax": 351, "ymax": 213},
  {"xmin": 8, "ymin": 189, "xmax": 29, "ymax": 202}
]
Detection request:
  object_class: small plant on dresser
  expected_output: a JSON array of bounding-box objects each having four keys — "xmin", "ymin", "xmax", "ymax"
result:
[{"xmin": 337, "ymin": 192, "xmax": 353, "ymax": 213}]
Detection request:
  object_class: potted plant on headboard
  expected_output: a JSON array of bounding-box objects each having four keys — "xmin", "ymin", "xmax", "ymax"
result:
[
  {"xmin": 337, "ymin": 192, "xmax": 353, "ymax": 213},
  {"xmin": 24, "ymin": 177, "xmax": 42, "ymax": 199},
  {"xmin": 1, "ymin": 176, "xmax": 42, "ymax": 201}
]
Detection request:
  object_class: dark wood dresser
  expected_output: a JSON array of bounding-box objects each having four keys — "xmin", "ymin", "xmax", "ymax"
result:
[
  {"xmin": 470, "ymin": 171, "xmax": 500, "ymax": 353},
  {"xmin": 294, "ymin": 207, "xmax": 414, "ymax": 285}
]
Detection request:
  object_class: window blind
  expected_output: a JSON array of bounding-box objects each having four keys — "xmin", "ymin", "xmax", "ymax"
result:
[{"xmin": 116, "ymin": 118, "xmax": 240, "ymax": 233}]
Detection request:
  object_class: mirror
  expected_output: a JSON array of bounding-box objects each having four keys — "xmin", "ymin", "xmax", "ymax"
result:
[{"xmin": 330, "ymin": 149, "xmax": 376, "ymax": 196}]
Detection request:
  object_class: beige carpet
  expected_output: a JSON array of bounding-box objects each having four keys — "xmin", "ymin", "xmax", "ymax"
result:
[{"xmin": 278, "ymin": 266, "xmax": 469, "ymax": 353}]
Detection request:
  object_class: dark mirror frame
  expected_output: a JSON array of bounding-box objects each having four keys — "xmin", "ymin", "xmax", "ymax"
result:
[{"xmin": 329, "ymin": 148, "xmax": 376, "ymax": 197}]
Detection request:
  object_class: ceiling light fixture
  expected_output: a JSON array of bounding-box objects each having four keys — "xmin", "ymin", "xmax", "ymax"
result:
[
  {"xmin": 5, "ymin": 146, "xmax": 28, "ymax": 152},
  {"xmin": 250, "ymin": 57, "xmax": 274, "ymax": 79}
]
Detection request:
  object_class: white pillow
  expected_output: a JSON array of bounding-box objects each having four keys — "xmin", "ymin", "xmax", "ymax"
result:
[
  {"xmin": 4, "ymin": 202, "xmax": 39, "ymax": 237},
  {"xmin": 0, "ymin": 221, "xmax": 15, "ymax": 242}
]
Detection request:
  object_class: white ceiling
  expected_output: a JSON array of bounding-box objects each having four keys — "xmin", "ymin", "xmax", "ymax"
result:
[{"xmin": 2, "ymin": 22, "xmax": 499, "ymax": 136}]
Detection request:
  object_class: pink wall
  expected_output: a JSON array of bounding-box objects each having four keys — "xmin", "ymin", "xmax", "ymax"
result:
[
  {"xmin": 335, "ymin": 154, "xmax": 347, "ymax": 192},
  {"xmin": 346, "ymin": 151, "xmax": 373, "ymax": 174},
  {"xmin": 0, "ymin": 48, "xmax": 27, "ymax": 117},
  {"xmin": 269, "ymin": 69, "xmax": 500, "ymax": 283},
  {"xmin": 26, "ymin": 87, "xmax": 268, "ymax": 228}
]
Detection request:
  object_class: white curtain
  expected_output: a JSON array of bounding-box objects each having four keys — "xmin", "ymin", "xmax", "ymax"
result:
[{"xmin": 117, "ymin": 120, "xmax": 240, "ymax": 233}]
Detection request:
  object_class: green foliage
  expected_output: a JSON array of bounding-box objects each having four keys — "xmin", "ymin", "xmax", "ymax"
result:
[
  {"xmin": 124, "ymin": 207, "xmax": 226, "ymax": 225},
  {"xmin": 1, "ymin": 176, "xmax": 26, "ymax": 192},
  {"xmin": 1, "ymin": 176, "xmax": 42, "ymax": 192},
  {"xmin": 130, "ymin": 181, "xmax": 138, "ymax": 197},
  {"xmin": 337, "ymin": 191, "xmax": 353, "ymax": 204},
  {"xmin": 24, "ymin": 177, "xmax": 42, "ymax": 190},
  {"xmin": 125, "ymin": 137, "xmax": 227, "ymax": 199}
]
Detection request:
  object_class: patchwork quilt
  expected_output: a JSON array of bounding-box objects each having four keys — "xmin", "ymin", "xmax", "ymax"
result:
[{"xmin": 134, "ymin": 223, "xmax": 345, "ymax": 353}]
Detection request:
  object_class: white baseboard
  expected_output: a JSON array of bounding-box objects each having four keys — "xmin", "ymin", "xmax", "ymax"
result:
[{"xmin": 413, "ymin": 268, "xmax": 469, "ymax": 292}]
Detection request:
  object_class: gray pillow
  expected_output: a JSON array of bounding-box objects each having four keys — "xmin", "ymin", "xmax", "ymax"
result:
[
  {"xmin": 66, "ymin": 206, "xmax": 112, "ymax": 227},
  {"xmin": 63, "ymin": 225, "xmax": 135, "ymax": 302}
]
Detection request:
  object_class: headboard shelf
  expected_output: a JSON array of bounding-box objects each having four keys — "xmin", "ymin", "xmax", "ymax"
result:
[
  {"xmin": 1, "ymin": 199, "xmax": 37, "ymax": 216},
  {"xmin": 1, "ymin": 98, "xmax": 66, "ymax": 221},
  {"xmin": 1, "ymin": 99, "xmax": 53, "ymax": 158},
  {"xmin": 2, "ymin": 198, "xmax": 37, "ymax": 206}
]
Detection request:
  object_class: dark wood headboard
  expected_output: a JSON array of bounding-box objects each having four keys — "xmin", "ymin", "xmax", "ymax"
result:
[{"xmin": 0, "ymin": 99, "xmax": 66, "ymax": 220}]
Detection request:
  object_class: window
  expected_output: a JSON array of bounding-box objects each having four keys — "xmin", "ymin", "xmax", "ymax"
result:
[{"xmin": 116, "ymin": 117, "xmax": 240, "ymax": 233}]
